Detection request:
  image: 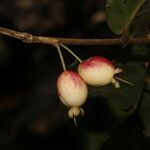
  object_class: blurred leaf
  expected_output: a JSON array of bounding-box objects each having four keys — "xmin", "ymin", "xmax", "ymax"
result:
[
  {"xmin": 139, "ymin": 69, "xmax": 150, "ymax": 137},
  {"xmin": 68, "ymin": 59, "xmax": 79, "ymax": 70},
  {"xmin": 140, "ymin": 92, "xmax": 150, "ymax": 137},
  {"xmin": 132, "ymin": 0, "xmax": 150, "ymax": 35},
  {"xmin": 106, "ymin": 0, "xmax": 145, "ymax": 35},
  {"xmin": 131, "ymin": 44, "xmax": 150, "ymax": 57},
  {"xmin": 83, "ymin": 132, "xmax": 110, "ymax": 150}
]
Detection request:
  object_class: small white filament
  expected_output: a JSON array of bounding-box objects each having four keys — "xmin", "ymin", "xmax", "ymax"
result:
[
  {"xmin": 115, "ymin": 76, "xmax": 134, "ymax": 86},
  {"xmin": 73, "ymin": 117, "xmax": 78, "ymax": 127},
  {"xmin": 60, "ymin": 44, "xmax": 82, "ymax": 63}
]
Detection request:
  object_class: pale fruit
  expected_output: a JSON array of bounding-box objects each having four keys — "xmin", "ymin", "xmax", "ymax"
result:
[{"xmin": 57, "ymin": 70, "xmax": 88, "ymax": 107}]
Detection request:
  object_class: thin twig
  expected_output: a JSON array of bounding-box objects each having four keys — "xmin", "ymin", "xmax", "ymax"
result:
[
  {"xmin": 55, "ymin": 44, "xmax": 66, "ymax": 71},
  {"xmin": 60, "ymin": 44, "xmax": 82, "ymax": 62},
  {"xmin": 0, "ymin": 26, "xmax": 150, "ymax": 46}
]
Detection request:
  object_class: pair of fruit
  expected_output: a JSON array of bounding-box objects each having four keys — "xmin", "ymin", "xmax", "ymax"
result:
[{"xmin": 57, "ymin": 56, "xmax": 123, "ymax": 123}]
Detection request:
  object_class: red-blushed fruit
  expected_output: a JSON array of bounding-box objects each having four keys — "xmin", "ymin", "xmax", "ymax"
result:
[
  {"xmin": 78, "ymin": 56, "xmax": 122, "ymax": 87},
  {"xmin": 57, "ymin": 71, "xmax": 88, "ymax": 119}
]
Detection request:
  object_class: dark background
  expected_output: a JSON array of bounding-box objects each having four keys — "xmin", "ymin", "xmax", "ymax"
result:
[{"xmin": 0, "ymin": 0, "xmax": 150, "ymax": 150}]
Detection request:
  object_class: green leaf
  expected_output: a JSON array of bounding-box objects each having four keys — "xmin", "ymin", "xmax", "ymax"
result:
[
  {"xmin": 68, "ymin": 59, "xmax": 79, "ymax": 70},
  {"xmin": 132, "ymin": 0, "xmax": 150, "ymax": 35},
  {"xmin": 131, "ymin": 44, "xmax": 150, "ymax": 56},
  {"xmin": 140, "ymin": 92, "xmax": 150, "ymax": 137},
  {"xmin": 82, "ymin": 132, "xmax": 110, "ymax": 150},
  {"xmin": 139, "ymin": 71, "xmax": 150, "ymax": 137},
  {"xmin": 106, "ymin": 0, "xmax": 145, "ymax": 35}
]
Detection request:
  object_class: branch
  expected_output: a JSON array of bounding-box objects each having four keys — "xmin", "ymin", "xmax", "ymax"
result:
[{"xmin": 0, "ymin": 27, "xmax": 150, "ymax": 46}]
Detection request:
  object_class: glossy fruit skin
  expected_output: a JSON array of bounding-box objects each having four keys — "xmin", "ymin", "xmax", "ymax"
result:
[
  {"xmin": 78, "ymin": 56, "xmax": 115, "ymax": 86},
  {"xmin": 57, "ymin": 70, "xmax": 88, "ymax": 107}
]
